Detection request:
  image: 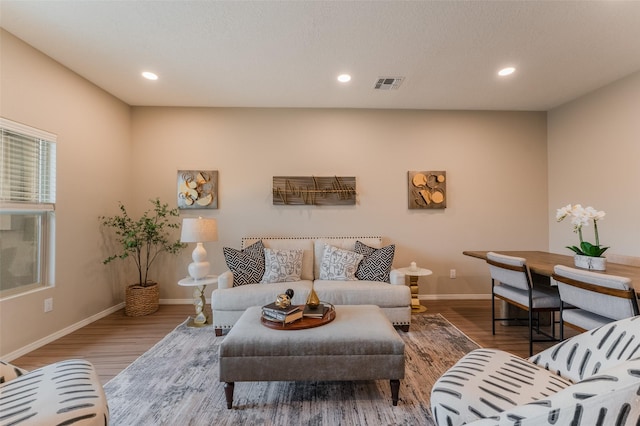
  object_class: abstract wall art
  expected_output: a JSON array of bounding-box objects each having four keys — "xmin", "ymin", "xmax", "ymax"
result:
[
  {"xmin": 408, "ymin": 171, "xmax": 446, "ymax": 209},
  {"xmin": 273, "ymin": 176, "xmax": 356, "ymax": 205},
  {"xmin": 177, "ymin": 170, "xmax": 218, "ymax": 209}
]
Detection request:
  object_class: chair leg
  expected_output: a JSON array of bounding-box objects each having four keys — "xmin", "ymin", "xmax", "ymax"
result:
[
  {"xmin": 528, "ymin": 308, "xmax": 533, "ymax": 357},
  {"xmin": 491, "ymin": 292, "xmax": 496, "ymax": 335},
  {"xmin": 560, "ymin": 307, "xmax": 564, "ymax": 341}
]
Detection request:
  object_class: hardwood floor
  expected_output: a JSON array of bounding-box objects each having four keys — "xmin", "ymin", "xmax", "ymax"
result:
[{"xmin": 11, "ymin": 300, "xmax": 575, "ymax": 385}]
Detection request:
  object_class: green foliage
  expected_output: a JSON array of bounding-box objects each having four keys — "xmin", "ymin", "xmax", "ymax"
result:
[
  {"xmin": 101, "ymin": 198, "xmax": 186, "ymax": 286},
  {"xmin": 566, "ymin": 241, "xmax": 609, "ymax": 257}
]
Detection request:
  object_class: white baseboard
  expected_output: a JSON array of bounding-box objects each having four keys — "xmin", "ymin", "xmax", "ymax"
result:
[
  {"xmin": 418, "ymin": 293, "xmax": 491, "ymax": 300},
  {"xmin": 4, "ymin": 302, "xmax": 125, "ymax": 362},
  {"xmin": 160, "ymin": 298, "xmax": 210, "ymax": 305}
]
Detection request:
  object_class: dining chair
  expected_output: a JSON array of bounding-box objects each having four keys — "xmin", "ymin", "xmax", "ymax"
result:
[
  {"xmin": 552, "ymin": 264, "xmax": 639, "ymax": 339},
  {"xmin": 486, "ymin": 252, "xmax": 562, "ymax": 356}
]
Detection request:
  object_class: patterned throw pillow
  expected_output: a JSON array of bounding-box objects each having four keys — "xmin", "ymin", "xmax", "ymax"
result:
[
  {"xmin": 319, "ymin": 244, "xmax": 364, "ymax": 281},
  {"xmin": 222, "ymin": 240, "xmax": 265, "ymax": 287},
  {"xmin": 260, "ymin": 248, "xmax": 304, "ymax": 284},
  {"xmin": 354, "ymin": 241, "xmax": 395, "ymax": 283}
]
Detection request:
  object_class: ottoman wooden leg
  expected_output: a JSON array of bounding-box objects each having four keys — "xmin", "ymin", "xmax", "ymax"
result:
[
  {"xmin": 224, "ymin": 382, "xmax": 234, "ymax": 409},
  {"xmin": 390, "ymin": 379, "xmax": 400, "ymax": 406}
]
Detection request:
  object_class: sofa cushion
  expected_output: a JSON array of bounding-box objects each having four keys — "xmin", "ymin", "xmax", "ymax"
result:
[
  {"xmin": 314, "ymin": 280, "xmax": 411, "ymax": 307},
  {"xmin": 354, "ymin": 241, "xmax": 395, "ymax": 283},
  {"xmin": 313, "ymin": 237, "xmax": 381, "ymax": 279},
  {"xmin": 244, "ymin": 238, "xmax": 315, "ymax": 281},
  {"xmin": 318, "ymin": 244, "xmax": 363, "ymax": 281},
  {"xmin": 261, "ymin": 248, "xmax": 304, "ymax": 283},
  {"xmin": 223, "ymin": 240, "xmax": 265, "ymax": 286},
  {"xmin": 211, "ymin": 281, "xmax": 312, "ymax": 310}
]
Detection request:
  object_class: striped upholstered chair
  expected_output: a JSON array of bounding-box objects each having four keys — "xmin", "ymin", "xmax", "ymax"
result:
[
  {"xmin": 430, "ymin": 315, "xmax": 640, "ymax": 426},
  {"xmin": 0, "ymin": 359, "xmax": 109, "ymax": 425}
]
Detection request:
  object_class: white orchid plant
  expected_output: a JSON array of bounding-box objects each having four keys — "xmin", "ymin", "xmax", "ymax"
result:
[{"xmin": 556, "ymin": 204, "xmax": 608, "ymax": 257}]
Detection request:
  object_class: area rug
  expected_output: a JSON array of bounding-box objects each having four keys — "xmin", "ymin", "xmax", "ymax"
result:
[{"xmin": 104, "ymin": 314, "xmax": 479, "ymax": 425}]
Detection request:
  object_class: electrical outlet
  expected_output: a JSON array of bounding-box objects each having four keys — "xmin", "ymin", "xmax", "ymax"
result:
[
  {"xmin": 449, "ymin": 269, "xmax": 457, "ymax": 279},
  {"xmin": 44, "ymin": 298, "xmax": 53, "ymax": 312}
]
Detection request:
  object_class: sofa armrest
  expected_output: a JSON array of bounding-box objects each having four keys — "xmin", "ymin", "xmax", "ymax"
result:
[
  {"xmin": 217, "ymin": 270, "xmax": 234, "ymax": 289},
  {"xmin": 389, "ymin": 269, "xmax": 406, "ymax": 286}
]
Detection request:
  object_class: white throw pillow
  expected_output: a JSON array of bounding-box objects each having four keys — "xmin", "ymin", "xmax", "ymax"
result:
[
  {"xmin": 319, "ymin": 244, "xmax": 364, "ymax": 281},
  {"xmin": 260, "ymin": 248, "xmax": 304, "ymax": 283}
]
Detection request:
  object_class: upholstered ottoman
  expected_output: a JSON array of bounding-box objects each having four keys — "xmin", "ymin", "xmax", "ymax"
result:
[{"xmin": 219, "ymin": 305, "xmax": 405, "ymax": 408}]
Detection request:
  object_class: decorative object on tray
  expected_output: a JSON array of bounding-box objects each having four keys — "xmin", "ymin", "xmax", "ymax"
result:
[
  {"xmin": 306, "ymin": 283, "xmax": 320, "ymax": 309},
  {"xmin": 100, "ymin": 198, "xmax": 186, "ymax": 316},
  {"xmin": 274, "ymin": 289, "xmax": 295, "ymax": 309},
  {"xmin": 177, "ymin": 170, "xmax": 218, "ymax": 209},
  {"xmin": 272, "ymin": 176, "xmax": 356, "ymax": 205},
  {"xmin": 303, "ymin": 303, "xmax": 329, "ymax": 318},
  {"xmin": 408, "ymin": 171, "xmax": 446, "ymax": 209},
  {"xmin": 263, "ymin": 289, "xmax": 302, "ymax": 324},
  {"xmin": 556, "ymin": 204, "xmax": 608, "ymax": 270},
  {"xmin": 262, "ymin": 307, "xmax": 303, "ymax": 325}
]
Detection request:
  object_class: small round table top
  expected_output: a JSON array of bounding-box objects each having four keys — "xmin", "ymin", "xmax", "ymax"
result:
[
  {"xmin": 396, "ymin": 267, "xmax": 432, "ymax": 277},
  {"xmin": 178, "ymin": 275, "xmax": 218, "ymax": 287}
]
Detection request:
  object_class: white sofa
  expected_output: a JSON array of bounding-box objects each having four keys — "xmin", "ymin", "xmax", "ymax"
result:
[
  {"xmin": 211, "ymin": 236, "xmax": 411, "ymax": 335},
  {"xmin": 430, "ymin": 315, "xmax": 640, "ymax": 426}
]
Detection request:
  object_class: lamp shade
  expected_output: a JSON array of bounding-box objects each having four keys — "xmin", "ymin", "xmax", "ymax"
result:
[{"xmin": 180, "ymin": 217, "xmax": 218, "ymax": 243}]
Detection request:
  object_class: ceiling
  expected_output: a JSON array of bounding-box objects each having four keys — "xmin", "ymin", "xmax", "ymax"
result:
[{"xmin": 2, "ymin": 1, "xmax": 640, "ymax": 111}]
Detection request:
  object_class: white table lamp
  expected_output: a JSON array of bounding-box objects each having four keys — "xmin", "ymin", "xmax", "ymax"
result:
[{"xmin": 180, "ymin": 217, "xmax": 218, "ymax": 280}]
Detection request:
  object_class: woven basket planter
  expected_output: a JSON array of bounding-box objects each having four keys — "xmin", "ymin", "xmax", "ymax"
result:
[{"xmin": 125, "ymin": 282, "xmax": 159, "ymax": 316}]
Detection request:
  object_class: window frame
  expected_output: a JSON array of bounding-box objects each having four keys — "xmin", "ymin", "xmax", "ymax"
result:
[{"xmin": 0, "ymin": 118, "xmax": 56, "ymax": 299}]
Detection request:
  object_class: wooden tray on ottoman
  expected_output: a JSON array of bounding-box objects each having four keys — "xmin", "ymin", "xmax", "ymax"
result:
[{"xmin": 261, "ymin": 304, "xmax": 335, "ymax": 330}]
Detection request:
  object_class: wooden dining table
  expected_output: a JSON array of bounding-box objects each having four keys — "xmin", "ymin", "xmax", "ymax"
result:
[{"xmin": 463, "ymin": 250, "xmax": 640, "ymax": 293}]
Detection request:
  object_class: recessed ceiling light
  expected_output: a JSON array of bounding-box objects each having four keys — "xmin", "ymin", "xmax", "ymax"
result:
[
  {"xmin": 337, "ymin": 74, "xmax": 351, "ymax": 83},
  {"xmin": 142, "ymin": 71, "xmax": 158, "ymax": 81},
  {"xmin": 498, "ymin": 67, "xmax": 516, "ymax": 77}
]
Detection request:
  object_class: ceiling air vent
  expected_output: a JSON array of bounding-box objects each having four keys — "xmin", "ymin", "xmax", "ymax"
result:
[{"xmin": 374, "ymin": 77, "xmax": 404, "ymax": 90}]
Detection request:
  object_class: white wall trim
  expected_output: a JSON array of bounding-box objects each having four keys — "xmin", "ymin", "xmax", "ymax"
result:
[
  {"xmin": 418, "ymin": 293, "xmax": 491, "ymax": 300},
  {"xmin": 160, "ymin": 298, "xmax": 210, "ymax": 305},
  {"xmin": 4, "ymin": 302, "xmax": 125, "ymax": 362}
]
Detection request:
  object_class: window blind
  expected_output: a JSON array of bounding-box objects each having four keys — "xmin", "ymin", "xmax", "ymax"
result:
[{"xmin": 0, "ymin": 118, "xmax": 56, "ymax": 205}]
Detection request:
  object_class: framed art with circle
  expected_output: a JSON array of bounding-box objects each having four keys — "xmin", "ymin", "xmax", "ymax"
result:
[{"xmin": 408, "ymin": 171, "xmax": 446, "ymax": 209}]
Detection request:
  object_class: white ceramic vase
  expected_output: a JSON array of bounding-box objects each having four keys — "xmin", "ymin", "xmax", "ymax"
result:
[{"xmin": 574, "ymin": 254, "xmax": 607, "ymax": 271}]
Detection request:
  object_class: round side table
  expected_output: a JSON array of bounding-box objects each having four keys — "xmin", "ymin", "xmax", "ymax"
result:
[
  {"xmin": 178, "ymin": 275, "xmax": 218, "ymax": 327},
  {"xmin": 396, "ymin": 266, "xmax": 432, "ymax": 313}
]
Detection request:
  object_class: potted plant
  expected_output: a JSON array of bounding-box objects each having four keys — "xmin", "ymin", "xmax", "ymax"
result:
[
  {"xmin": 101, "ymin": 198, "xmax": 186, "ymax": 316},
  {"xmin": 556, "ymin": 203, "xmax": 609, "ymax": 270}
]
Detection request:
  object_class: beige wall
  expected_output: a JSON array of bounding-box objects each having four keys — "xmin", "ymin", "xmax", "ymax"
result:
[
  {"xmin": 548, "ymin": 71, "xmax": 640, "ymax": 259},
  {"xmin": 1, "ymin": 29, "xmax": 552, "ymax": 357},
  {"xmin": 131, "ymin": 107, "xmax": 549, "ymax": 301},
  {"xmin": 0, "ymin": 30, "xmax": 132, "ymax": 356}
]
